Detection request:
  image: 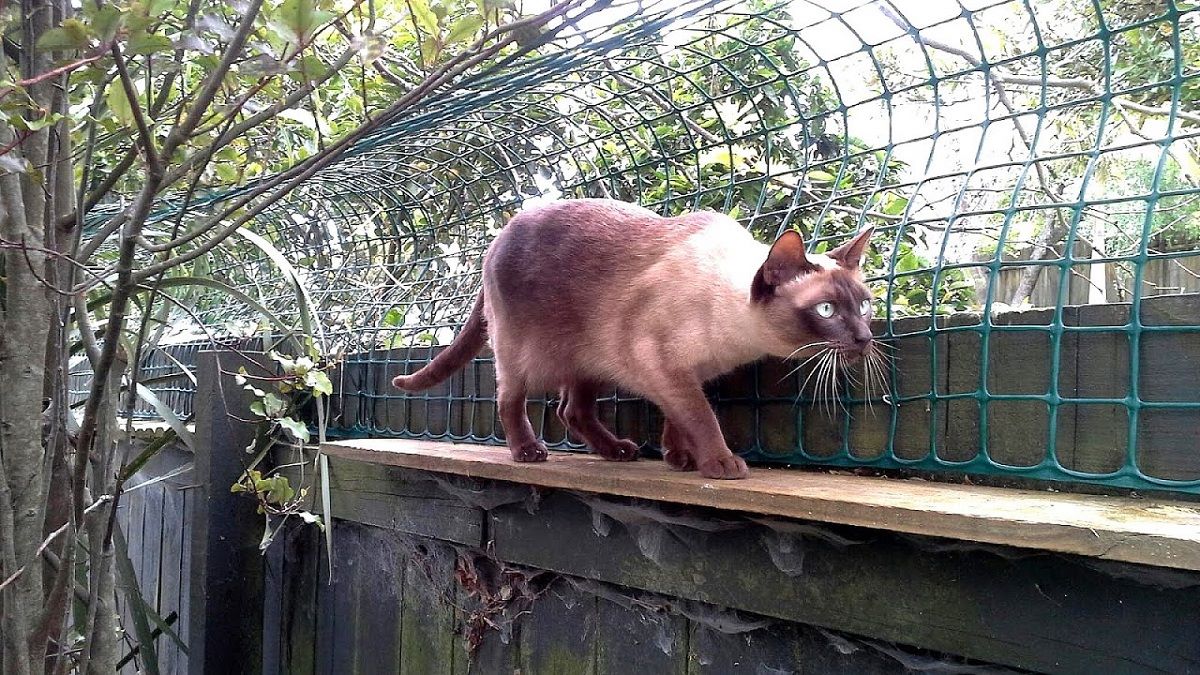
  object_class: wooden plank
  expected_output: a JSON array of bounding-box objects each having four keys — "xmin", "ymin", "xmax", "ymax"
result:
[
  {"xmin": 278, "ymin": 457, "xmax": 485, "ymax": 547},
  {"xmin": 862, "ymin": 315, "xmax": 948, "ymax": 462},
  {"xmin": 488, "ymin": 490, "xmax": 1200, "ymax": 675},
  {"xmin": 330, "ymin": 358, "xmax": 372, "ymax": 433},
  {"xmin": 177, "ymin": 487, "xmax": 193, "ymax": 675},
  {"xmin": 960, "ymin": 307, "xmax": 1061, "ymax": 468},
  {"xmin": 1062, "ymin": 303, "xmax": 1130, "ymax": 475},
  {"xmin": 943, "ymin": 311, "xmax": 985, "ymax": 462},
  {"xmin": 321, "ymin": 438, "xmax": 1200, "ymax": 571},
  {"xmin": 262, "ymin": 524, "xmax": 285, "ymax": 675},
  {"xmin": 1137, "ymin": 294, "xmax": 1200, "ymax": 481},
  {"xmin": 328, "ymin": 532, "xmax": 358, "ymax": 675},
  {"xmin": 520, "ymin": 580, "xmax": 597, "ymax": 675},
  {"xmin": 121, "ymin": 484, "xmax": 147, "ymax": 675},
  {"xmin": 451, "ymin": 557, "xmax": 520, "ymax": 675}
]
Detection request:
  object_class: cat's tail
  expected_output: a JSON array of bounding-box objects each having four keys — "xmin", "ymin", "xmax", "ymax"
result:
[{"xmin": 391, "ymin": 291, "xmax": 487, "ymax": 391}]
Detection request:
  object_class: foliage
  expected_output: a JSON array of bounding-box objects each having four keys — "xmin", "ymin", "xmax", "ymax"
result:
[{"xmin": 231, "ymin": 348, "xmax": 333, "ymax": 529}]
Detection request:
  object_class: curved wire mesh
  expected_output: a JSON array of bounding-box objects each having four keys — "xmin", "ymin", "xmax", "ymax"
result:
[{"xmin": 112, "ymin": 0, "xmax": 1200, "ymax": 492}]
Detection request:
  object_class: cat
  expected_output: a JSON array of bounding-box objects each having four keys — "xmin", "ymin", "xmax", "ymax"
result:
[{"xmin": 392, "ymin": 198, "xmax": 877, "ymax": 479}]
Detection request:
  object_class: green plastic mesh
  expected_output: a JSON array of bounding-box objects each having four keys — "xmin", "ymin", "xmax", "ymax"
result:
[{"xmin": 102, "ymin": 0, "xmax": 1200, "ymax": 493}]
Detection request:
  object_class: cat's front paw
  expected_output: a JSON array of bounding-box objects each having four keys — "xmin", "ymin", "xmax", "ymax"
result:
[
  {"xmin": 509, "ymin": 441, "xmax": 548, "ymax": 463},
  {"xmin": 596, "ymin": 439, "xmax": 639, "ymax": 462},
  {"xmin": 697, "ymin": 454, "xmax": 749, "ymax": 480}
]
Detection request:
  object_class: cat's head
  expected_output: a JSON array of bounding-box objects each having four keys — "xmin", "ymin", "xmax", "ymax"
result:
[{"xmin": 750, "ymin": 227, "xmax": 877, "ymax": 361}]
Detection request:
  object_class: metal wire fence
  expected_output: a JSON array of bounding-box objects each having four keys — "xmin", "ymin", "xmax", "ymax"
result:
[{"xmin": 94, "ymin": 0, "xmax": 1200, "ymax": 493}]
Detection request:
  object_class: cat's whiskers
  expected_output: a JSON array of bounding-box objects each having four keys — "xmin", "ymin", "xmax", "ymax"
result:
[
  {"xmin": 783, "ymin": 341, "xmax": 834, "ymax": 362},
  {"xmin": 798, "ymin": 349, "xmax": 833, "ymax": 412},
  {"xmin": 781, "ymin": 346, "xmax": 833, "ymax": 382},
  {"xmin": 862, "ymin": 343, "xmax": 891, "ymax": 411}
]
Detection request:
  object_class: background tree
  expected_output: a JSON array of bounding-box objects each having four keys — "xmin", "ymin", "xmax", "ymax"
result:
[{"xmin": 0, "ymin": 0, "xmax": 575, "ymax": 672}]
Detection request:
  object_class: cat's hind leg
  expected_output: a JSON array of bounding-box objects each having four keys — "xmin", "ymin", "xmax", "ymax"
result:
[
  {"xmin": 559, "ymin": 380, "xmax": 639, "ymax": 461},
  {"xmin": 496, "ymin": 373, "xmax": 547, "ymax": 463},
  {"xmin": 660, "ymin": 419, "xmax": 696, "ymax": 471}
]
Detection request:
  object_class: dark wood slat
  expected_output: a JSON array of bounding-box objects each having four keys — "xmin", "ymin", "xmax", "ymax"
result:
[
  {"xmin": 685, "ymin": 621, "xmax": 906, "ymax": 674},
  {"xmin": 349, "ymin": 525, "xmax": 404, "ymax": 675},
  {"xmin": 594, "ymin": 590, "xmax": 687, "ymax": 675},
  {"xmin": 399, "ymin": 540, "xmax": 456, "ymax": 675},
  {"xmin": 519, "ymin": 579, "xmax": 597, "ymax": 675},
  {"xmin": 315, "ymin": 539, "xmax": 336, "ymax": 675},
  {"xmin": 188, "ymin": 351, "xmax": 270, "ymax": 675},
  {"xmin": 262, "ymin": 524, "xmax": 285, "ymax": 675},
  {"xmin": 282, "ymin": 525, "xmax": 320, "ymax": 675},
  {"xmin": 141, "ymin": 485, "xmax": 164, "ymax": 623},
  {"xmin": 158, "ymin": 483, "xmax": 185, "ymax": 675}
]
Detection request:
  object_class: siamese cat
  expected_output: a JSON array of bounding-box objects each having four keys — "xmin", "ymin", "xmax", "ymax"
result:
[{"xmin": 393, "ymin": 198, "xmax": 877, "ymax": 479}]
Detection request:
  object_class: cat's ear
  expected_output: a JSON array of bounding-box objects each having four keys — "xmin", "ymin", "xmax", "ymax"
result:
[
  {"xmin": 752, "ymin": 230, "xmax": 818, "ymax": 302},
  {"xmin": 827, "ymin": 227, "xmax": 874, "ymax": 271}
]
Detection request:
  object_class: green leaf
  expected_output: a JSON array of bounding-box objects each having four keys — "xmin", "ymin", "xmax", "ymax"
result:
[
  {"xmin": 37, "ymin": 20, "xmax": 91, "ymax": 51},
  {"xmin": 233, "ymin": 228, "xmax": 320, "ymax": 342},
  {"xmin": 807, "ymin": 170, "xmax": 835, "ymax": 183},
  {"xmin": 410, "ymin": 0, "xmax": 439, "ymax": 34},
  {"xmin": 135, "ymin": 384, "xmax": 195, "ymax": 450},
  {"xmin": 419, "ymin": 36, "xmax": 439, "ymax": 65},
  {"xmin": 446, "ymin": 14, "xmax": 483, "ymax": 44},
  {"xmin": 107, "ymin": 83, "xmax": 134, "ymax": 125},
  {"xmin": 278, "ymin": 416, "xmax": 311, "ymax": 443},
  {"xmin": 382, "ymin": 307, "xmax": 404, "ymax": 326},
  {"xmin": 88, "ymin": 5, "xmax": 125, "ymax": 41},
  {"xmin": 882, "ymin": 194, "xmax": 909, "ymax": 216},
  {"xmin": 278, "ymin": 0, "xmax": 335, "ymax": 42},
  {"xmin": 128, "ymin": 31, "xmax": 174, "ymax": 55},
  {"xmin": 305, "ymin": 370, "xmax": 333, "ymax": 397},
  {"xmin": 261, "ymin": 392, "xmax": 287, "ymax": 418}
]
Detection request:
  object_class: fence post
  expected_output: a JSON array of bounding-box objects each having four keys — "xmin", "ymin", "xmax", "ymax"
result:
[{"xmin": 189, "ymin": 350, "xmax": 268, "ymax": 675}]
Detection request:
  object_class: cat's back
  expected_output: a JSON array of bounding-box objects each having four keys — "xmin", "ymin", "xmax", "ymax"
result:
[{"xmin": 485, "ymin": 198, "xmax": 704, "ymax": 282}]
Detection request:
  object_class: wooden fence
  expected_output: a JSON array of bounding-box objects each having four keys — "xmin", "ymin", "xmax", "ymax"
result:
[
  {"xmin": 96, "ymin": 296, "xmax": 1200, "ymax": 673},
  {"xmin": 990, "ymin": 249, "xmax": 1200, "ymax": 308},
  {"xmin": 115, "ymin": 441, "xmax": 193, "ymax": 675}
]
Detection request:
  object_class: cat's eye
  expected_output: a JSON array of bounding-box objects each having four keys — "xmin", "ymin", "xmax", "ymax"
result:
[
  {"xmin": 815, "ymin": 302, "xmax": 835, "ymax": 318},
  {"xmin": 860, "ymin": 299, "xmax": 871, "ymax": 316}
]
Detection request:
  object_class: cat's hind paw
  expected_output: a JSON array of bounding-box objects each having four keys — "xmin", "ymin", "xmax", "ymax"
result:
[
  {"xmin": 663, "ymin": 448, "xmax": 695, "ymax": 472},
  {"xmin": 509, "ymin": 441, "xmax": 548, "ymax": 463},
  {"xmin": 697, "ymin": 454, "xmax": 749, "ymax": 480},
  {"xmin": 596, "ymin": 439, "xmax": 640, "ymax": 462}
]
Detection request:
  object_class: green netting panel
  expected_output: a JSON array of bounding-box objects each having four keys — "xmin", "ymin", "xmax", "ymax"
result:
[{"xmin": 117, "ymin": 0, "xmax": 1200, "ymax": 493}]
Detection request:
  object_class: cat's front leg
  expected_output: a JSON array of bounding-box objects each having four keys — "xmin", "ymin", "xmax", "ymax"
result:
[{"xmin": 646, "ymin": 377, "xmax": 749, "ymax": 480}]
